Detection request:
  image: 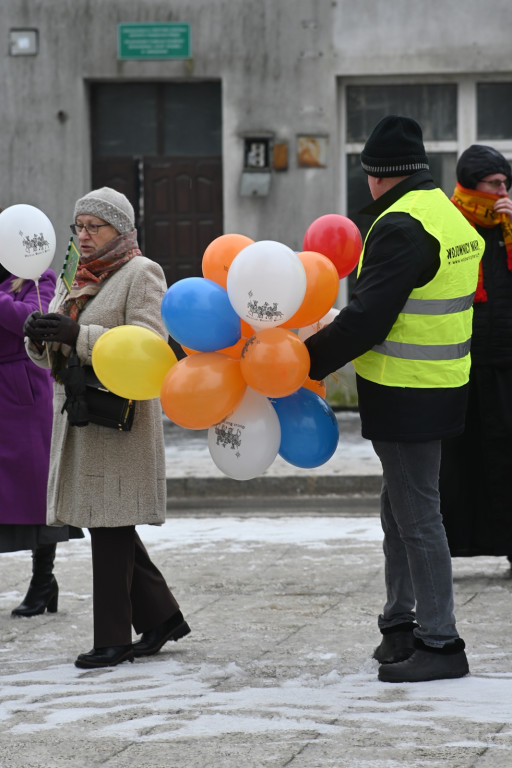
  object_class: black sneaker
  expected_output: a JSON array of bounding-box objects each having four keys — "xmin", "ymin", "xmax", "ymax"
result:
[
  {"xmin": 378, "ymin": 637, "xmax": 469, "ymax": 683},
  {"xmin": 373, "ymin": 622, "xmax": 417, "ymax": 664}
]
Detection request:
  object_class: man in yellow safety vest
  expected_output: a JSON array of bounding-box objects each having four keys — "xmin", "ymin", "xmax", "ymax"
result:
[{"xmin": 305, "ymin": 115, "xmax": 485, "ymax": 683}]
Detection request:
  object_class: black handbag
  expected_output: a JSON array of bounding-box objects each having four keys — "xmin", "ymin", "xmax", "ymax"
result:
[
  {"xmin": 60, "ymin": 354, "xmax": 135, "ymax": 431},
  {"xmin": 83, "ymin": 366, "xmax": 135, "ymax": 431}
]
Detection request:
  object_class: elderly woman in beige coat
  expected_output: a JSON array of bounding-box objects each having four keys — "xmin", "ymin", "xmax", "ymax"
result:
[{"xmin": 25, "ymin": 187, "xmax": 190, "ymax": 669}]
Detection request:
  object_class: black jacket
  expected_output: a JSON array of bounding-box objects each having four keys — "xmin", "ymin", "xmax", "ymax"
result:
[
  {"xmin": 470, "ymin": 225, "xmax": 512, "ymax": 367},
  {"xmin": 304, "ymin": 171, "xmax": 469, "ymax": 442},
  {"xmin": 439, "ymin": 214, "xmax": 512, "ymax": 555}
]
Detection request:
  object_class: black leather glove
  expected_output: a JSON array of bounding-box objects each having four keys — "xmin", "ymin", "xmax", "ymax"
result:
[
  {"xmin": 23, "ymin": 311, "xmax": 43, "ymax": 342},
  {"xmin": 30, "ymin": 313, "xmax": 80, "ymax": 346}
]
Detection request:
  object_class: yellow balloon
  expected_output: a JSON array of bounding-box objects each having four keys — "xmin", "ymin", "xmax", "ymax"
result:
[{"xmin": 92, "ymin": 325, "xmax": 177, "ymax": 400}]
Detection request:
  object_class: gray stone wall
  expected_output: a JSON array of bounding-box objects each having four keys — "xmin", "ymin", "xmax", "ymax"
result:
[
  {"xmin": 1, "ymin": 0, "xmax": 510, "ymax": 406},
  {"xmin": 2, "ymin": 0, "xmax": 509, "ymax": 265}
]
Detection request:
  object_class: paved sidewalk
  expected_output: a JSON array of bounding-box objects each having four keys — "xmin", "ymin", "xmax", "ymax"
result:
[
  {"xmin": 0, "ymin": 513, "xmax": 511, "ymax": 767},
  {"xmin": 1, "ymin": 412, "xmax": 511, "ymax": 767},
  {"xmin": 164, "ymin": 409, "xmax": 383, "ymax": 498}
]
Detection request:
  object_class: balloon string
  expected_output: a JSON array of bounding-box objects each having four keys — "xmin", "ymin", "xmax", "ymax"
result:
[
  {"xmin": 35, "ymin": 278, "xmax": 43, "ymax": 312},
  {"xmin": 34, "ymin": 278, "xmax": 52, "ymax": 367}
]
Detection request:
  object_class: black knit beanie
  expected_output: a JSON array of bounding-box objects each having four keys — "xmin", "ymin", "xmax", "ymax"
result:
[
  {"xmin": 360, "ymin": 115, "xmax": 430, "ymax": 177},
  {"xmin": 456, "ymin": 144, "xmax": 512, "ymax": 190}
]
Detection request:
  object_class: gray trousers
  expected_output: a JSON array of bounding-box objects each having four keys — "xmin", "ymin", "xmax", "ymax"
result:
[{"xmin": 372, "ymin": 439, "xmax": 459, "ymax": 648}]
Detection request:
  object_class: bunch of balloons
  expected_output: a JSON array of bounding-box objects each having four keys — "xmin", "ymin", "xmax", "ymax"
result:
[
  {"xmin": 158, "ymin": 214, "xmax": 362, "ymax": 481},
  {"xmin": 0, "ymin": 202, "xmax": 362, "ymax": 481}
]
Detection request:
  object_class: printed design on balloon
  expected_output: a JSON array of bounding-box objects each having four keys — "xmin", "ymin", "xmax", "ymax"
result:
[
  {"xmin": 247, "ymin": 295, "xmax": 284, "ymax": 324},
  {"xmin": 21, "ymin": 231, "xmax": 51, "ymax": 256},
  {"xmin": 213, "ymin": 421, "xmax": 244, "ymax": 455},
  {"xmin": 240, "ymin": 336, "xmax": 257, "ymax": 357}
]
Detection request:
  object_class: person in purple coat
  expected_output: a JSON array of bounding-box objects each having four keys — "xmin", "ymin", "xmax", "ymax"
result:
[{"xmin": 0, "ymin": 255, "xmax": 83, "ymax": 617}]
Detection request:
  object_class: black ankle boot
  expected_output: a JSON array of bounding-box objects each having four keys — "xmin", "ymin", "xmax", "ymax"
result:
[
  {"xmin": 11, "ymin": 544, "xmax": 59, "ymax": 617},
  {"xmin": 378, "ymin": 637, "xmax": 469, "ymax": 683},
  {"xmin": 373, "ymin": 622, "xmax": 418, "ymax": 664}
]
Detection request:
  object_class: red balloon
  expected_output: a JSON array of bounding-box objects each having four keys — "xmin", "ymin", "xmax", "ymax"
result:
[{"xmin": 303, "ymin": 214, "xmax": 362, "ymax": 279}]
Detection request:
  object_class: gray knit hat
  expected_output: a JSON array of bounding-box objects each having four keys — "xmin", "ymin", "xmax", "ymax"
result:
[{"xmin": 73, "ymin": 187, "xmax": 135, "ymax": 235}]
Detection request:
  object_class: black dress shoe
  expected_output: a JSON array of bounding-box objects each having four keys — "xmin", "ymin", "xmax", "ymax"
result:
[
  {"xmin": 75, "ymin": 644, "xmax": 134, "ymax": 669},
  {"xmin": 133, "ymin": 611, "xmax": 191, "ymax": 657}
]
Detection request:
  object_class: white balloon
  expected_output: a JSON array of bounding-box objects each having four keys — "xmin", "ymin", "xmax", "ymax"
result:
[
  {"xmin": 227, "ymin": 240, "xmax": 306, "ymax": 330},
  {"xmin": 298, "ymin": 307, "xmax": 339, "ymax": 341},
  {"xmin": 0, "ymin": 204, "xmax": 56, "ymax": 280},
  {"xmin": 208, "ymin": 387, "xmax": 281, "ymax": 480}
]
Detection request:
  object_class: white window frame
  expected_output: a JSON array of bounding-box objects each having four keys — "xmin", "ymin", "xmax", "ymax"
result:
[
  {"xmin": 336, "ymin": 74, "xmax": 512, "ymax": 306},
  {"xmin": 338, "ymin": 73, "xmax": 512, "ymax": 215}
]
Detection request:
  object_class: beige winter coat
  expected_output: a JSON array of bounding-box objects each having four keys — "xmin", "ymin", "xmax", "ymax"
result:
[{"xmin": 26, "ymin": 256, "xmax": 168, "ymax": 528}]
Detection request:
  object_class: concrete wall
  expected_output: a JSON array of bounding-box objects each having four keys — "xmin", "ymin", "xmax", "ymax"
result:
[
  {"xmin": 332, "ymin": 0, "xmax": 510, "ymax": 76},
  {"xmin": 1, "ymin": 0, "xmax": 510, "ymax": 267}
]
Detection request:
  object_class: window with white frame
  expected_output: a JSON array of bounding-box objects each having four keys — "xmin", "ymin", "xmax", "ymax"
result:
[{"xmin": 342, "ymin": 79, "xmax": 512, "ymax": 293}]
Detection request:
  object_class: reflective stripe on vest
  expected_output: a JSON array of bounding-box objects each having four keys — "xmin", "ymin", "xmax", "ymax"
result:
[
  {"xmin": 372, "ymin": 338, "xmax": 471, "ymax": 361},
  {"xmin": 401, "ymin": 293, "xmax": 475, "ymax": 316},
  {"xmin": 353, "ymin": 188, "xmax": 485, "ymax": 388}
]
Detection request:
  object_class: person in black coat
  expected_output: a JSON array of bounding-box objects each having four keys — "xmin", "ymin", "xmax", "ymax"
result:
[
  {"xmin": 440, "ymin": 145, "xmax": 512, "ymax": 561},
  {"xmin": 305, "ymin": 115, "xmax": 485, "ymax": 683}
]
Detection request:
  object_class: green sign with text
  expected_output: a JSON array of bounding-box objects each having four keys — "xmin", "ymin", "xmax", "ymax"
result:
[{"xmin": 118, "ymin": 23, "xmax": 191, "ymax": 60}]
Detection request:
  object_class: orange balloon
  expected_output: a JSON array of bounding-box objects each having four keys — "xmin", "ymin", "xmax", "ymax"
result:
[
  {"xmin": 303, "ymin": 377, "xmax": 327, "ymax": 399},
  {"xmin": 183, "ymin": 337, "xmax": 246, "ymax": 359},
  {"xmin": 219, "ymin": 337, "xmax": 246, "ymax": 359},
  {"xmin": 281, "ymin": 251, "xmax": 339, "ymax": 329},
  {"xmin": 240, "ymin": 328, "xmax": 310, "ymax": 398},
  {"xmin": 202, "ymin": 233, "xmax": 255, "ymax": 289},
  {"xmin": 182, "ymin": 320, "xmax": 248, "ymax": 359},
  {"xmin": 160, "ymin": 353, "xmax": 247, "ymax": 429},
  {"xmin": 240, "ymin": 319, "xmax": 255, "ymax": 338}
]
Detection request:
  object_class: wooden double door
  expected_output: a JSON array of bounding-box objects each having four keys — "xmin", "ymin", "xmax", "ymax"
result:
[{"xmin": 92, "ymin": 155, "xmax": 223, "ymax": 287}]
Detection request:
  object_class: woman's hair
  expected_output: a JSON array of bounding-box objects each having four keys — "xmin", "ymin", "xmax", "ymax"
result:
[{"xmin": 10, "ymin": 277, "xmax": 26, "ymax": 294}]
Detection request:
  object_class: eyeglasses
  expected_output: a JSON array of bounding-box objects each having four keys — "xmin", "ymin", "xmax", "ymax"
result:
[
  {"xmin": 480, "ymin": 178, "xmax": 510, "ymax": 191},
  {"xmin": 70, "ymin": 222, "xmax": 111, "ymax": 236}
]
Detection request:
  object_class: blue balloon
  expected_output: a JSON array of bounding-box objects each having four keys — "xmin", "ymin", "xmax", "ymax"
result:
[
  {"xmin": 271, "ymin": 388, "xmax": 339, "ymax": 468},
  {"xmin": 161, "ymin": 277, "xmax": 241, "ymax": 352}
]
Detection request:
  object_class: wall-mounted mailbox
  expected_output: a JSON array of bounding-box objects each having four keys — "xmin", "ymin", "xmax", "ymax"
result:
[
  {"xmin": 240, "ymin": 133, "xmax": 273, "ymax": 197},
  {"xmin": 239, "ymin": 172, "xmax": 272, "ymax": 197},
  {"xmin": 244, "ymin": 138, "xmax": 270, "ymax": 170}
]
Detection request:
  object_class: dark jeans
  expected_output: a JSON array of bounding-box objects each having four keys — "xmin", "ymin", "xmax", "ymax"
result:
[
  {"xmin": 372, "ymin": 440, "xmax": 459, "ymax": 648},
  {"xmin": 89, "ymin": 526, "xmax": 180, "ymax": 647}
]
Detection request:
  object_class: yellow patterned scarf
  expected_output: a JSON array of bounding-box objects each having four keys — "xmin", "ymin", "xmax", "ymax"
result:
[{"xmin": 451, "ymin": 182, "xmax": 512, "ymax": 302}]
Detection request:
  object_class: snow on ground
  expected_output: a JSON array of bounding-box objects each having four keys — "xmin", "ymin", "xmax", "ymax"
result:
[{"xmin": 0, "ymin": 515, "xmax": 511, "ymax": 759}]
